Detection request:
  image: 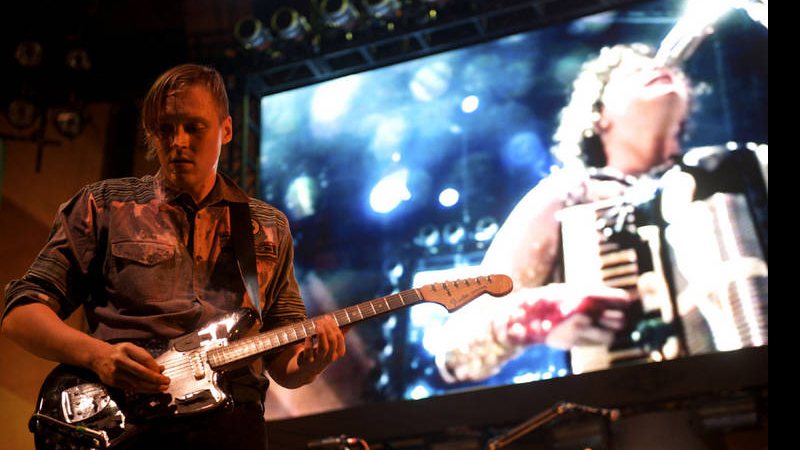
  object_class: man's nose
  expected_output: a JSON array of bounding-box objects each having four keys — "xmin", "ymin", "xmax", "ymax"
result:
[{"xmin": 171, "ymin": 126, "xmax": 190, "ymax": 147}]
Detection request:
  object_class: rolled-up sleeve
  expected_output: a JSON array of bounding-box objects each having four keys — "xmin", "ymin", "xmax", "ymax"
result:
[
  {"xmin": 260, "ymin": 211, "xmax": 306, "ymax": 332},
  {"xmin": 2, "ymin": 187, "xmax": 99, "ymax": 322}
]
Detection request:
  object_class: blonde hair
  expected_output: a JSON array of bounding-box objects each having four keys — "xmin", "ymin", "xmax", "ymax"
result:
[
  {"xmin": 141, "ymin": 64, "xmax": 230, "ymax": 159},
  {"xmin": 551, "ymin": 43, "xmax": 688, "ymax": 170}
]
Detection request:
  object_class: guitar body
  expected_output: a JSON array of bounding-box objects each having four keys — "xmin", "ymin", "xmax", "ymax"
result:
[
  {"xmin": 30, "ymin": 309, "xmax": 258, "ymax": 449},
  {"xmin": 29, "ymin": 275, "xmax": 512, "ymax": 449}
]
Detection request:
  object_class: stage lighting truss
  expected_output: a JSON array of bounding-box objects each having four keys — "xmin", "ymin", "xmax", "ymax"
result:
[
  {"xmin": 271, "ymin": 6, "xmax": 312, "ymax": 42},
  {"xmin": 321, "ymin": 0, "xmax": 362, "ymax": 31}
]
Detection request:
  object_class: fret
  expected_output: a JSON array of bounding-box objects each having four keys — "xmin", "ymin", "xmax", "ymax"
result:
[
  {"xmin": 302, "ymin": 321, "xmax": 315, "ymax": 338},
  {"xmin": 392, "ymin": 294, "xmax": 405, "ymax": 308},
  {"xmin": 300, "ymin": 322, "xmax": 310, "ymax": 338},
  {"xmin": 373, "ymin": 298, "xmax": 388, "ymax": 314},
  {"xmin": 203, "ymin": 278, "xmax": 505, "ymax": 370},
  {"xmin": 333, "ymin": 310, "xmax": 347, "ymax": 326},
  {"xmin": 233, "ymin": 345, "xmax": 245, "ymax": 359},
  {"xmin": 386, "ymin": 294, "xmax": 401, "ymax": 309},
  {"xmin": 208, "ymin": 351, "xmax": 220, "ymax": 367},
  {"xmin": 400, "ymin": 290, "xmax": 419, "ymax": 305},
  {"xmin": 369, "ymin": 300, "xmax": 377, "ymax": 316},
  {"xmin": 251, "ymin": 339, "xmax": 262, "ymax": 353}
]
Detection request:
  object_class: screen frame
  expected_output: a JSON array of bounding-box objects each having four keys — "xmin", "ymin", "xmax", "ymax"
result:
[{"xmin": 252, "ymin": 0, "xmax": 768, "ymax": 423}]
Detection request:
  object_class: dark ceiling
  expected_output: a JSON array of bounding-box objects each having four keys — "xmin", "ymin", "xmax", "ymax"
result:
[
  {"xmin": 3, "ymin": 0, "xmax": 211, "ymax": 105},
  {"xmin": 2, "ymin": 0, "xmax": 650, "ymax": 106}
]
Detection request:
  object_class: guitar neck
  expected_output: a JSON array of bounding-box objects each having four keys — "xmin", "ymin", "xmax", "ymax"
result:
[{"xmin": 206, "ymin": 288, "xmax": 424, "ymax": 369}]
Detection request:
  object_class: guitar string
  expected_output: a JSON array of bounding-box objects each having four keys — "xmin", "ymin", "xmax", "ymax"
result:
[
  {"xmin": 65, "ymin": 289, "xmax": 445, "ymax": 399},
  {"xmin": 157, "ymin": 295, "xmax": 414, "ymax": 372},
  {"xmin": 155, "ymin": 293, "xmax": 422, "ymax": 373},
  {"xmin": 56, "ymin": 283, "xmax": 487, "ymax": 406}
]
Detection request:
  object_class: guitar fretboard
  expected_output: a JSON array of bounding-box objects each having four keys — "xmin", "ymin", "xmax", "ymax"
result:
[{"xmin": 206, "ymin": 288, "xmax": 423, "ymax": 369}]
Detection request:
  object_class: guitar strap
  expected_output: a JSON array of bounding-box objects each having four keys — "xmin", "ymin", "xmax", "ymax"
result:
[{"xmin": 229, "ymin": 202, "xmax": 262, "ymax": 319}]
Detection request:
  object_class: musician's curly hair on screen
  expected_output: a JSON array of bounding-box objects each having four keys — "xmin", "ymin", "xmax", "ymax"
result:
[{"xmin": 551, "ymin": 43, "xmax": 693, "ymax": 170}]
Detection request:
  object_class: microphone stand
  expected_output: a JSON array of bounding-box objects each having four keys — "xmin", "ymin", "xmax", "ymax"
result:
[
  {"xmin": 486, "ymin": 402, "xmax": 568, "ymax": 450},
  {"xmin": 485, "ymin": 401, "xmax": 619, "ymax": 450}
]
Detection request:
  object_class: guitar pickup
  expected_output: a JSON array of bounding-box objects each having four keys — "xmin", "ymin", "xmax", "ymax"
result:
[
  {"xmin": 190, "ymin": 353, "xmax": 206, "ymax": 380},
  {"xmin": 61, "ymin": 383, "xmax": 111, "ymax": 423}
]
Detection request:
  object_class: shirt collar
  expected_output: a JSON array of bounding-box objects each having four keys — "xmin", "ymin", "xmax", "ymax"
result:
[{"xmin": 155, "ymin": 170, "xmax": 251, "ymax": 207}]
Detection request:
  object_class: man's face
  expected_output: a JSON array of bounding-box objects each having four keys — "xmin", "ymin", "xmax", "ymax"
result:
[
  {"xmin": 599, "ymin": 55, "xmax": 690, "ymax": 174},
  {"xmin": 154, "ymin": 84, "xmax": 232, "ymax": 201}
]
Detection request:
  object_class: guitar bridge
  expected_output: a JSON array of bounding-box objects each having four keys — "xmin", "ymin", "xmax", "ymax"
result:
[{"xmin": 61, "ymin": 383, "xmax": 111, "ymax": 423}]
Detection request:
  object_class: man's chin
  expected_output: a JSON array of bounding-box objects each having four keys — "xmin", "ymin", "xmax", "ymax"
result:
[{"xmin": 165, "ymin": 173, "xmax": 197, "ymax": 190}]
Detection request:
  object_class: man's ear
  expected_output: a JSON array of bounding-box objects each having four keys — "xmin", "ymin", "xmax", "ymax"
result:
[
  {"xmin": 221, "ymin": 115, "xmax": 233, "ymax": 145},
  {"xmin": 594, "ymin": 107, "xmax": 612, "ymax": 134}
]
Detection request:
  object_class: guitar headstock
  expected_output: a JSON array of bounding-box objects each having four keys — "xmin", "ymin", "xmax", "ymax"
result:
[{"xmin": 418, "ymin": 274, "xmax": 513, "ymax": 312}]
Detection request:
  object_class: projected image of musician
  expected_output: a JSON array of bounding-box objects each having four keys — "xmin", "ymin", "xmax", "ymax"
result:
[{"xmin": 433, "ymin": 42, "xmax": 746, "ymax": 383}]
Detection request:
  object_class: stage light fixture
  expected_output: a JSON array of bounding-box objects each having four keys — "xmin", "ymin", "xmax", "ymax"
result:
[
  {"xmin": 234, "ymin": 16, "xmax": 274, "ymax": 51},
  {"xmin": 384, "ymin": 261, "xmax": 405, "ymax": 286},
  {"xmin": 65, "ymin": 48, "xmax": 91, "ymax": 71},
  {"xmin": 442, "ymin": 222, "xmax": 466, "ymax": 246},
  {"xmin": 438, "ymin": 187, "xmax": 459, "ymax": 207},
  {"xmin": 15, "ymin": 40, "xmax": 43, "ymax": 68},
  {"xmin": 54, "ymin": 108, "xmax": 86, "ymax": 138},
  {"xmin": 271, "ymin": 6, "xmax": 311, "ymax": 41},
  {"xmin": 369, "ymin": 168, "xmax": 411, "ymax": 214},
  {"xmin": 474, "ymin": 216, "xmax": 499, "ymax": 242},
  {"xmin": 6, "ymin": 98, "xmax": 41, "ymax": 129},
  {"xmin": 321, "ymin": 0, "xmax": 361, "ymax": 30},
  {"xmin": 362, "ymin": 0, "xmax": 402, "ymax": 20},
  {"xmin": 414, "ymin": 224, "xmax": 440, "ymax": 248}
]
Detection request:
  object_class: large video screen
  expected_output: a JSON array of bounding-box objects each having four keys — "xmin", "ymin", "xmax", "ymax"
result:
[{"xmin": 258, "ymin": 0, "xmax": 767, "ymax": 419}]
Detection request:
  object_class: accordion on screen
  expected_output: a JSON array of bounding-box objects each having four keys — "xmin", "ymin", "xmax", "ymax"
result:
[{"xmin": 557, "ymin": 145, "xmax": 768, "ymax": 373}]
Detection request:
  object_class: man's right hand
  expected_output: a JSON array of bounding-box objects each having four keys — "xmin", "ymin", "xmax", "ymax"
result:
[
  {"xmin": 91, "ymin": 341, "xmax": 171, "ymax": 393},
  {"xmin": 500, "ymin": 283, "xmax": 635, "ymax": 349},
  {"xmin": 1, "ymin": 302, "xmax": 170, "ymax": 394}
]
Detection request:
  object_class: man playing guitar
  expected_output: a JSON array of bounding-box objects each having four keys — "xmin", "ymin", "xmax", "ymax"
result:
[{"xmin": 1, "ymin": 63, "xmax": 347, "ymax": 449}]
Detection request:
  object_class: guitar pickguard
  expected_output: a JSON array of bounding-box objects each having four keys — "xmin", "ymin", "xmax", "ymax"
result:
[{"xmin": 30, "ymin": 309, "xmax": 258, "ymax": 449}]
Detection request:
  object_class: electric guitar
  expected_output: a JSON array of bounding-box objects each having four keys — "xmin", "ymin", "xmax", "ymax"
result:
[{"xmin": 30, "ymin": 274, "xmax": 512, "ymax": 449}]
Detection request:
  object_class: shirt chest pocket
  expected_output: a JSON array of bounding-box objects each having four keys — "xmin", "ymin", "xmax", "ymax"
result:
[
  {"xmin": 110, "ymin": 240, "xmax": 179, "ymax": 301},
  {"xmin": 112, "ymin": 240, "xmax": 176, "ymax": 265},
  {"xmin": 254, "ymin": 241, "xmax": 279, "ymax": 288},
  {"xmin": 254, "ymin": 242, "xmax": 277, "ymax": 261}
]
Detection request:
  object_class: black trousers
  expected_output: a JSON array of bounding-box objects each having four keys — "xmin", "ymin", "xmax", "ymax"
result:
[{"xmin": 116, "ymin": 402, "xmax": 268, "ymax": 450}]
